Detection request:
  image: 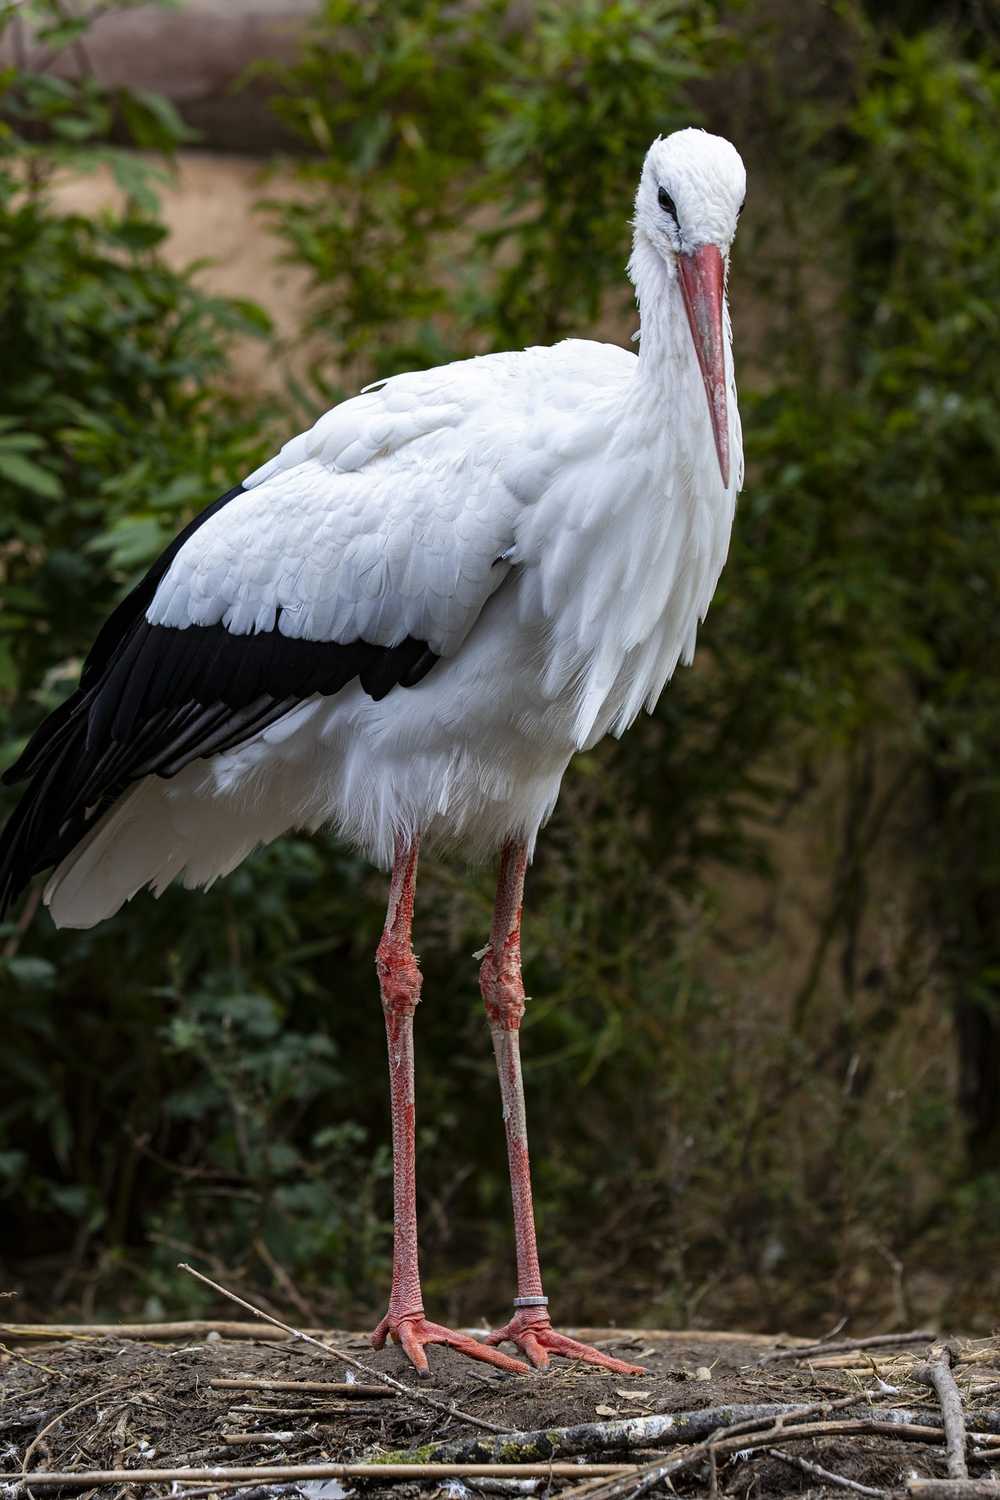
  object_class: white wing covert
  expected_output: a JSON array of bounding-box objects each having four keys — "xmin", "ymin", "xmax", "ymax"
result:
[
  {"xmin": 0, "ymin": 366, "xmax": 533, "ymax": 911},
  {"xmin": 149, "ymin": 373, "xmax": 525, "ymax": 658}
]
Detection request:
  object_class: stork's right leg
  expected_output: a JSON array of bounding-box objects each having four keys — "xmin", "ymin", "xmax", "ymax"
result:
[{"xmin": 370, "ymin": 835, "xmax": 529, "ymax": 1377}]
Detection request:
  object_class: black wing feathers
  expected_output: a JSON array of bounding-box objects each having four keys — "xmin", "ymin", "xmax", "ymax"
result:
[{"xmin": 0, "ymin": 482, "xmax": 440, "ymax": 914}]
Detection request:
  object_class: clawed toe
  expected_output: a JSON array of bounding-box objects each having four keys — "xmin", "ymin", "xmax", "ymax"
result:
[
  {"xmin": 371, "ymin": 1310, "xmax": 531, "ymax": 1376},
  {"xmin": 487, "ymin": 1310, "xmax": 646, "ymax": 1374}
]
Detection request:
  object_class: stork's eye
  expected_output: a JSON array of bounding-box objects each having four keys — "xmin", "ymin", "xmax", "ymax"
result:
[{"xmin": 658, "ymin": 186, "xmax": 677, "ymax": 221}]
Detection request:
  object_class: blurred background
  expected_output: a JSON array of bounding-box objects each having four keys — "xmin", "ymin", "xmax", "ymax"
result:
[{"xmin": 1, "ymin": 0, "xmax": 998, "ymax": 1335}]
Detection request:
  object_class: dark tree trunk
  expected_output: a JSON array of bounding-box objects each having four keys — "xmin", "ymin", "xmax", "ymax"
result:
[{"xmin": 954, "ymin": 973, "xmax": 1000, "ymax": 1175}]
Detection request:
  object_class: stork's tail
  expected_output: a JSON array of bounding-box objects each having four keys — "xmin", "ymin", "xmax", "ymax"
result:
[
  {"xmin": 0, "ymin": 701, "xmax": 162, "ymax": 929},
  {"xmin": 0, "ymin": 691, "xmax": 98, "ymax": 921},
  {"xmin": 42, "ymin": 778, "xmax": 196, "ymax": 928},
  {"xmin": 0, "ymin": 697, "xmax": 259, "ymax": 930}
]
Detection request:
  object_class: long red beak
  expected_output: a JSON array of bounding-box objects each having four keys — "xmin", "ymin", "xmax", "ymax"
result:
[{"xmin": 678, "ymin": 244, "xmax": 730, "ymax": 488}]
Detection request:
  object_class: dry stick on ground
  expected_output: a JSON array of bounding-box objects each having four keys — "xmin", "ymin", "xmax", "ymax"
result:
[
  {"xmin": 915, "ymin": 1344, "xmax": 970, "ymax": 1481},
  {"xmin": 0, "ymin": 1343, "xmax": 65, "ymax": 1378},
  {"xmin": 220, "ymin": 1433, "xmax": 307, "ymax": 1446},
  {"xmin": 0, "ymin": 1321, "xmax": 801, "ymax": 1347},
  {"xmin": 177, "ymin": 1262, "xmax": 512, "ymax": 1437},
  {"xmin": 209, "ymin": 1377, "xmax": 394, "ymax": 1397},
  {"xmin": 560, "ymin": 1417, "xmax": 997, "ymax": 1500},
  {"xmin": 223, "ymin": 1398, "xmax": 367, "ymax": 1410},
  {"xmin": 0, "ymin": 1321, "xmax": 293, "ymax": 1343},
  {"xmin": 908, "ymin": 1484, "xmax": 1000, "ymax": 1499},
  {"xmin": 12, "ymin": 1461, "xmax": 639, "ymax": 1491},
  {"xmin": 766, "ymin": 1447, "xmax": 889, "ymax": 1498},
  {"xmin": 761, "ymin": 1330, "xmax": 936, "ymax": 1364},
  {"xmin": 412, "ymin": 1391, "xmax": 1000, "ymax": 1468},
  {"xmin": 394, "ymin": 1393, "xmax": 868, "ymax": 1464},
  {"xmin": 810, "ymin": 1346, "xmax": 1000, "ymax": 1373}
]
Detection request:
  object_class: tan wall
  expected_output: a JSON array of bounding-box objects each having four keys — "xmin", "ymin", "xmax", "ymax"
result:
[
  {"xmin": 3, "ymin": 2, "xmax": 316, "ymax": 150},
  {"xmin": 51, "ymin": 153, "xmax": 313, "ymax": 393}
]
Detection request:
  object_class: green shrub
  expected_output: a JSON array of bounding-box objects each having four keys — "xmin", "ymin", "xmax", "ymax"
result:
[{"xmin": 2, "ymin": 0, "xmax": 999, "ymax": 1331}]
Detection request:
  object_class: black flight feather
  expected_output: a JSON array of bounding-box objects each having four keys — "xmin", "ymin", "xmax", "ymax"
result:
[{"xmin": 0, "ymin": 481, "xmax": 441, "ymax": 915}]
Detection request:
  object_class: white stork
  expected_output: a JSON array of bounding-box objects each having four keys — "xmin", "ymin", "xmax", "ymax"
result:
[{"xmin": 0, "ymin": 128, "xmax": 746, "ymax": 1376}]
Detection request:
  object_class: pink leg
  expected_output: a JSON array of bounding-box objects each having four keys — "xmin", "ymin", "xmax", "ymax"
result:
[
  {"xmin": 480, "ymin": 842, "xmax": 645, "ymax": 1376},
  {"xmin": 370, "ymin": 835, "xmax": 529, "ymax": 1377}
]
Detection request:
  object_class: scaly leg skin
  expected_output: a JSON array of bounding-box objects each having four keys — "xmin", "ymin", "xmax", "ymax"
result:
[
  {"xmin": 369, "ymin": 835, "xmax": 530, "ymax": 1378},
  {"xmin": 479, "ymin": 841, "xmax": 646, "ymax": 1376}
]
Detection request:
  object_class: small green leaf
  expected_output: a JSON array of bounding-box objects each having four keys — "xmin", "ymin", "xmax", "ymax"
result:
[{"xmin": 0, "ymin": 452, "xmax": 64, "ymax": 499}]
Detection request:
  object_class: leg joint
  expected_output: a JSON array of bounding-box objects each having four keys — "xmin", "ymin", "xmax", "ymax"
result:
[
  {"xmin": 377, "ymin": 934, "xmax": 422, "ymax": 1016},
  {"xmin": 479, "ymin": 938, "xmax": 525, "ymax": 1029}
]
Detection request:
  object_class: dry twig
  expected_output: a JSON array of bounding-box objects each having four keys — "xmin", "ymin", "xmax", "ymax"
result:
[
  {"xmin": 915, "ymin": 1344, "xmax": 969, "ymax": 1481},
  {"xmin": 0, "ymin": 1320, "xmax": 801, "ymax": 1347},
  {"xmin": 178, "ymin": 1262, "xmax": 511, "ymax": 1436},
  {"xmin": 766, "ymin": 1446, "xmax": 889, "ymax": 1497},
  {"xmin": 0, "ymin": 1321, "xmax": 295, "ymax": 1343},
  {"xmin": 9, "ymin": 1460, "xmax": 638, "ymax": 1490},
  {"xmin": 208, "ymin": 1377, "xmax": 392, "ymax": 1397},
  {"xmin": 402, "ymin": 1394, "xmax": 867, "ymax": 1464},
  {"xmin": 810, "ymin": 1345, "xmax": 999, "ymax": 1373},
  {"xmin": 907, "ymin": 1484, "xmax": 1000, "ymax": 1499},
  {"xmin": 559, "ymin": 1416, "xmax": 979, "ymax": 1500},
  {"xmin": 0, "ymin": 1343, "xmax": 65, "ymax": 1378},
  {"xmin": 219, "ymin": 1433, "xmax": 304, "ymax": 1446},
  {"xmin": 761, "ymin": 1330, "xmax": 935, "ymax": 1364}
]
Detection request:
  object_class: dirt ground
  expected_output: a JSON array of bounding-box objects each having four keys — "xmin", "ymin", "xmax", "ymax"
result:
[{"xmin": 2, "ymin": 1325, "xmax": 1000, "ymax": 1498}]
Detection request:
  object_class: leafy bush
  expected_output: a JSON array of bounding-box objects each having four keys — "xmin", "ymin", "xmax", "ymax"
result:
[
  {"xmin": 266, "ymin": 0, "xmax": 729, "ymax": 393},
  {"xmin": 2, "ymin": 0, "xmax": 999, "ymax": 1330},
  {"xmin": 0, "ymin": 0, "xmax": 288, "ymax": 1300}
]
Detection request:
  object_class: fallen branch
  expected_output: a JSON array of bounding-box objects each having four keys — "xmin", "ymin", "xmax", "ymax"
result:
[
  {"xmin": 0, "ymin": 1321, "xmax": 800, "ymax": 1348},
  {"xmin": 225, "ymin": 1404, "xmax": 363, "ymax": 1418},
  {"xmin": 390, "ymin": 1396, "xmax": 863, "ymax": 1464},
  {"xmin": 907, "ymin": 1484, "xmax": 1000, "ymax": 1499},
  {"xmin": 0, "ymin": 1342, "xmax": 65, "ymax": 1378},
  {"xmin": 109, "ymin": 1482, "xmax": 543, "ymax": 1500},
  {"xmin": 561, "ymin": 1417, "xmax": 981, "ymax": 1500},
  {"xmin": 177, "ymin": 1262, "xmax": 510, "ymax": 1437},
  {"xmin": 220, "ymin": 1433, "xmax": 306, "ymax": 1446},
  {"xmin": 761, "ymin": 1330, "xmax": 936, "ymax": 1364},
  {"xmin": 7, "ymin": 1461, "xmax": 638, "ymax": 1490},
  {"xmin": 0, "ymin": 1321, "xmax": 300, "ymax": 1343},
  {"xmin": 915, "ymin": 1344, "xmax": 969, "ymax": 1481},
  {"xmin": 766, "ymin": 1447, "xmax": 889, "ymax": 1497},
  {"xmin": 810, "ymin": 1345, "xmax": 999, "ymax": 1373},
  {"xmin": 209, "ymin": 1378, "xmax": 393, "ymax": 1397},
  {"xmin": 537, "ymin": 1328, "xmax": 810, "ymax": 1347},
  {"xmin": 385, "ymin": 1397, "xmax": 1000, "ymax": 1466}
]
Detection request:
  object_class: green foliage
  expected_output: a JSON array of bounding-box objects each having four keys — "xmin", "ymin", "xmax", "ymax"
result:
[
  {"xmin": 2, "ymin": 0, "xmax": 1000, "ymax": 1330},
  {"xmin": 0, "ymin": 0, "xmax": 294, "ymax": 1301},
  {"xmin": 0, "ymin": 3, "xmax": 269, "ymax": 747},
  {"xmin": 265, "ymin": 0, "xmax": 727, "ymax": 395}
]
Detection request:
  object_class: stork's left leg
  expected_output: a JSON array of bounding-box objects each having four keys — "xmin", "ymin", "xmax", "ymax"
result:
[{"xmin": 480, "ymin": 841, "xmax": 645, "ymax": 1375}]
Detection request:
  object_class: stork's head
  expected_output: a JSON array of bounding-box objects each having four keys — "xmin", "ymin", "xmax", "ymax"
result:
[{"xmin": 632, "ymin": 128, "xmax": 746, "ymax": 486}]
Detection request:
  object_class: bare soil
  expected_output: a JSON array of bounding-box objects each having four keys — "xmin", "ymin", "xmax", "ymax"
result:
[{"xmin": 3, "ymin": 1326, "xmax": 1000, "ymax": 1497}]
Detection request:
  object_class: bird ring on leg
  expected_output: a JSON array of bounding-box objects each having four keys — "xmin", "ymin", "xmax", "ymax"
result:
[{"xmin": 513, "ymin": 1296, "xmax": 549, "ymax": 1308}]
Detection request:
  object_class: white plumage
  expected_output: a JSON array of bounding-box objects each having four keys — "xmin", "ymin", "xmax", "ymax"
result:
[
  {"xmin": 0, "ymin": 125, "xmax": 748, "ymax": 1380},
  {"xmin": 6, "ymin": 129, "xmax": 747, "ymax": 929}
]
